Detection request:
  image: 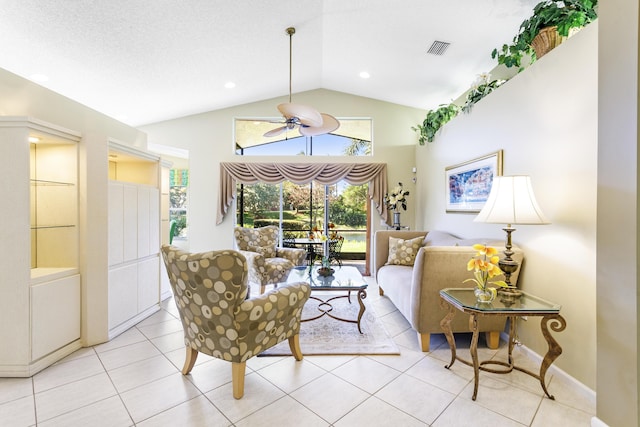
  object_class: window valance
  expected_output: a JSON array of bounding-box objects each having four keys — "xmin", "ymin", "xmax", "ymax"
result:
[{"xmin": 218, "ymin": 162, "xmax": 389, "ymax": 224}]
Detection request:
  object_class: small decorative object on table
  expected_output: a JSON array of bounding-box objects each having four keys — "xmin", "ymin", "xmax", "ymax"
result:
[
  {"xmin": 384, "ymin": 182, "xmax": 410, "ymax": 230},
  {"xmin": 317, "ymin": 257, "xmax": 335, "ymax": 277},
  {"xmin": 465, "ymin": 244, "xmax": 509, "ymax": 303}
]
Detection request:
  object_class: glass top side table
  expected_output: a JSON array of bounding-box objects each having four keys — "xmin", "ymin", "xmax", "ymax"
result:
[{"xmin": 439, "ymin": 287, "xmax": 566, "ymax": 401}]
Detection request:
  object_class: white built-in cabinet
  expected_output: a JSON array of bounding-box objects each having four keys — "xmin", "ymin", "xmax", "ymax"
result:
[
  {"xmin": 107, "ymin": 142, "xmax": 162, "ymax": 337},
  {"xmin": 0, "ymin": 117, "xmax": 81, "ymax": 376},
  {"xmin": 0, "ymin": 118, "xmax": 165, "ymax": 377},
  {"xmin": 160, "ymin": 165, "xmax": 172, "ymax": 299}
]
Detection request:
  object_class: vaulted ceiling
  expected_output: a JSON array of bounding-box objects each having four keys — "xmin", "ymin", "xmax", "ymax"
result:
[{"xmin": 0, "ymin": 0, "xmax": 539, "ymax": 127}]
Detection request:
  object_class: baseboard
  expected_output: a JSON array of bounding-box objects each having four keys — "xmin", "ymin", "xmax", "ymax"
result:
[
  {"xmin": 108, "ymin": 304, "xmax": 161, "ymax": 340},
  {"xmin": 591, "ymin": 417, "xmax": 609, "ymax": 427},
  {"xmin": 499, "ymin": 331, "xmax": 596, "ymax": 403},
  {"xmin": 0, "ymin": 339, "xmax": 82, "ymax": 377}
]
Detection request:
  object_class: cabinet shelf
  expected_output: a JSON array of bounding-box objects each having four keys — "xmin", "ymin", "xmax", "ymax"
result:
[
  {"xmin": 31, "ymin": 179, "xmax": 75, "ymax": 186},
  {"xmin": 31, "ymin": 225, "xmax": 76, "ymax": 230}
]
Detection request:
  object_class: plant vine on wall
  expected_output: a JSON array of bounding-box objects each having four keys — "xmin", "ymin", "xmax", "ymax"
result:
[{"xmin": 413, "ymin": 0, "xmax": 598, "ymax": 144}]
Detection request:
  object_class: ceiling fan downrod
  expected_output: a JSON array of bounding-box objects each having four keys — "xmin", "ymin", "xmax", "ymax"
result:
[{"xmin": 286, "ymin": 27, "xmax": 295, "ymax": 104}]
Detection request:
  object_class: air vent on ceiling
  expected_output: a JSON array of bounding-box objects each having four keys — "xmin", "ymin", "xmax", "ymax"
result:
[{"xmin": 427, "ymin": 40, "xmax": 450, "ymax": 56}]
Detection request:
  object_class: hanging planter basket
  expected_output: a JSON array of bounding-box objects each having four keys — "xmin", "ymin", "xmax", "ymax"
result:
[{"xmin": 531, "ymin": 26, "xmax": 566, "ymax": 59}]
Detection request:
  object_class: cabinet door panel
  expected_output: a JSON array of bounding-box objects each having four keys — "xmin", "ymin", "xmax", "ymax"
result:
[
  {"xmin": 137, "ymin": 187, "xmax": 151, "ymax": 258},
  {"xmin": 123, "ymin": 185, "xmax": 138, "ymax": 262},
  {"xmin": 31, "ymin": 275, "xmax": 80, "ymax": 360},
  {"xmin": 108, "ymin": 182, "xmax": 124, "ymax": 266},
  {"xmin": 138, "ymin": 256, "xmax": 159, "ymax": 312},
  {"xmin": 108, "ymin": 264, "xmax": 138, "ymax": 329},
  {"xmin": 149, "ymin": 188, "xmax": 160, "ymax": 255}
]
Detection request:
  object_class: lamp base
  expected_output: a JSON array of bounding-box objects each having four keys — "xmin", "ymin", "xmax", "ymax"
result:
[{"xmin": 499, "ymin": 226, "xmax": 522, "ymax": 301}]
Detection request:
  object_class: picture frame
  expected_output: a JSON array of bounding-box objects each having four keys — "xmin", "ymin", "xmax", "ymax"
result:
[{"xmin": 445, "ymin": 150, "xmax": 503, "ymax": 213}]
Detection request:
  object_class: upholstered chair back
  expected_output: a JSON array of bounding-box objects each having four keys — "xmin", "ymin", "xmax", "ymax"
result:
[
  {"xmin": 234, "ymin": 225, "xmax": 279, "ymax": 256},
  {"xmin": 233, "ymin": 225, "xmax": 306, "ymax": 293},
  {"xmin": 161, "ymin": 244, "xmax": 311, "ymax": 399}
]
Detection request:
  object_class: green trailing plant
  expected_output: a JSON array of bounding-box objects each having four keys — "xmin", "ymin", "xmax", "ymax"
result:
[
  {"xmin": 462, "ymin": 73, "xmax": 506, "ymax": 114},
  {"xmin": 492, "ymin": 0, "xmax": 598, "ymax": 70},
  {"xmin": 412, "ymin": 103, "xmax": 459, "ymax": 144}
]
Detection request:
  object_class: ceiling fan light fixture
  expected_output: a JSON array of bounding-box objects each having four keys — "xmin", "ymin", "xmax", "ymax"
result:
[{"xmin": 263, "ymin": 26, "xmax": 340, "ymax": 138}]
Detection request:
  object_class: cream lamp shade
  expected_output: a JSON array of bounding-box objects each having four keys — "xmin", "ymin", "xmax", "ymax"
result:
[
  {"xmin": 474, "ymin": 175, "xmax": 549, "ymax": 225},
  {"xmin": 474, "ymin": 175, "xmax": 549, "ymax": 292}
]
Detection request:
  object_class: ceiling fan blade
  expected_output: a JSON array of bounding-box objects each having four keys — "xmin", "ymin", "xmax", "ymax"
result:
[
  {"xmin": 263, "ymin": 125, "xmax": 288, "ymax": 137},
  {"xmin": 299, "ymin": 113, "xmax": 340, "ymax": 136},
  {"xmin": 277, "ymin": 103, "xmax": 323, "ymax": 127}
]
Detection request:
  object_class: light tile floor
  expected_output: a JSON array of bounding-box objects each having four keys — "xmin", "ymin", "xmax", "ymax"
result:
[{"xmin": 0, "ymin": 278, "xmax": 595, "ymax": 426}]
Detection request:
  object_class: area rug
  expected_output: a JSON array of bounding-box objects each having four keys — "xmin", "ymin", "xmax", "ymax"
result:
[{"xmin": 259, "ymin": 292, "xmax": 400, "ymax": 356}]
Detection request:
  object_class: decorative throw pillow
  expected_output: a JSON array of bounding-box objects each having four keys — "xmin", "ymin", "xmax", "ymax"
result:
[
  {"xmin": 247, "ymin": 244, "xmax": 276, "ymax": 258},
  {"xmin": 386, "ymin": 236, "xmax": 424, "ymax": 266}
]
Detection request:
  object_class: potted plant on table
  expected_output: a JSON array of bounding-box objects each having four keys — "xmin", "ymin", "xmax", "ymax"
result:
[
  {"xmin": 465, "ymin": 244, "xmax": 510, "ymax": 303},
  {"xmin": 384, "ymin": 182, "xmax": 410, "ymax": 229},
  {"xmin": 491, "ymin": 0, "xmax": 598, "ymax": 71},
  {"xmin": 317, "ymin": 257, "xmax": 335, "ymax": 277}
]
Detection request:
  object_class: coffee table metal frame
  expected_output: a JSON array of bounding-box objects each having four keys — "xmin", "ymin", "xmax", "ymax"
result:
[
  {"xmin": 287, "ymin": 266, "xmax": 368, "ymax": 333},
  {"xmin": 439, "ymin": 288, "xmax": 566, "ymax": 401}
]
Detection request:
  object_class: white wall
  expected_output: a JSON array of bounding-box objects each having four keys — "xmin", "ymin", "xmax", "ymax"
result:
[
  {"xmin": 416, "ymin": 23, "xmax": 598, "ymax": 389},
  {"xmin": 141, "ymin": 89, "xmax": 425, "ymax": 253}
]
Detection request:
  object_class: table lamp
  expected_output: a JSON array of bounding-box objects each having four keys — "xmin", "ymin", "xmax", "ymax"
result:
[{"xmin": 474, "ymin": 175, "xmax": 549, "ymax": 294}]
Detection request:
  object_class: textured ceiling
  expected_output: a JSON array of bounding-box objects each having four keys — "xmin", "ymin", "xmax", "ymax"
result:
[{"xmin": 0, "ymin": 0, "xmax": 539, "ymax": 127}]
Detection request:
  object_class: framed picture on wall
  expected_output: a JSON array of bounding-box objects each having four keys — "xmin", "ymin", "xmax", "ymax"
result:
[{"xmin": 445, "ymin": 150, "xmax": 503, "ymax": 213}]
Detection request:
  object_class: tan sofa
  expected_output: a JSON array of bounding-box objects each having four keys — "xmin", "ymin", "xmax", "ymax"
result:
[{"xmin": 374, "ymin": 230, "xmax": 524, "ymax": 352}]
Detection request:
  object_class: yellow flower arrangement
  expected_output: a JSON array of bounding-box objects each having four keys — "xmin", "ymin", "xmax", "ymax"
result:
[{"xmin": 464, "ymin": 244, "xmax": 508, "ymax": 301}]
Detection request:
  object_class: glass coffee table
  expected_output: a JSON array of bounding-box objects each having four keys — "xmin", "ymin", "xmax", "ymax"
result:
[
  {"xmin": 287, "ymin": 266, "xmax": 368, "ymax": 333},
  {"xmin": 439, "ymin": 288, "xmax": 566, "ymax": 401}
]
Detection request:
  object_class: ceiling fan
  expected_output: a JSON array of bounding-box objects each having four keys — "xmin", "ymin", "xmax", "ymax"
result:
[{"xmin": 264, "ymin": 27, "xmax": 340, "ymax": 138}]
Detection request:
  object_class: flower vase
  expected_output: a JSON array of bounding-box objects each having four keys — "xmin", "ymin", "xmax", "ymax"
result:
[
  {"xmin": 393, "ymin": 212, "xmax": 401, "ymax": 230},
  {"xmin": 474, "ymin": 287, "xmax": 496, "ymax": 304}
]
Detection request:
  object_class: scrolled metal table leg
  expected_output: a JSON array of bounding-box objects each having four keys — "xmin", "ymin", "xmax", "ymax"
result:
[
  {"xmin": 439, "ymin": 299, "xmax": 457, "ymax": 369},
  {"xmin": 356, "ymin": 288, "xmax": 367, "ymax": 334},
  {"xmin": 538, "ymin": 313, "xmax": 566, "ymax": 400},
  {"xmin": 469, "ymin": 314, "xmax": 480, "ymax": 400}
]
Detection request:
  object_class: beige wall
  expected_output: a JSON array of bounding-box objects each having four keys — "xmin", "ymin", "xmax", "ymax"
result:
[
  {"xmin": 140, "ymin": 89, "xmax": 425, "ymax": 253},
  {"xmin": 415, "ymin": 23, "xmax": 598, "ymax": 389},
  {"xmin": 597, "ymin": 0, "xmax": 639, "ymax": 426}
]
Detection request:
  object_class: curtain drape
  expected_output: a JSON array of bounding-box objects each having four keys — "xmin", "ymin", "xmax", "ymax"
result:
[{"xmin": 218, "ymin": 162, "xmax": 388, "ymax": 224}]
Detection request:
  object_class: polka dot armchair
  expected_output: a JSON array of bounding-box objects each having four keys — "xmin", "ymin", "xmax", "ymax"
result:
[
  {"xmin": 234, "ymin": 225, "xmax": 306, "ymax": 293},
  {"xmin": 161, "ymin": 245, "xmax": 311, "ymax": 399}
]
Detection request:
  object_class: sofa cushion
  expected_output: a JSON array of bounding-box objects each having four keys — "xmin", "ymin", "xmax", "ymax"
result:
[{"xmin": 386, "ymin": 236, "xmax": 424, "ymax": 266}]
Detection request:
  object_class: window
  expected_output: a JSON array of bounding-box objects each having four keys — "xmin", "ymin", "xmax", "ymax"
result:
[
  {"xmin": 235, "ymin": 180, "xmax": 367, "ymax": 256},
  {"xmin": 234, "ymin": 118, "xmax": 372, "ymax": 156},
  {"xmin": 169, "ymin": 169, "xmax": 188, "ymax": 243}
]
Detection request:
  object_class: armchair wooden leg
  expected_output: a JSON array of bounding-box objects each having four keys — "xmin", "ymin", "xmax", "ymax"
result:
[
  {"xmin": 232, "ymin": 362, "xmax": 246, "ymax": 399},
  {"xmin": 260, "ymin": 284, "xmax": 266, "ymax": 294},
  {"xmin": 379, "ymin": 286, "xmax": 384, "ymax": 296},
  {"xmin": 182, "ymin": 346, "xmax": 198, "ymax": 375},
  {"xmin": 418, "ymin": 332, "xmax": 430, "ymax": 352},
  {"xmin": 288, "ymin": 334, "xmax": 304, "ymax": 361},
  {"xmin": 485, "ymin": 331, "xmax": 500, "ymax": 349}
]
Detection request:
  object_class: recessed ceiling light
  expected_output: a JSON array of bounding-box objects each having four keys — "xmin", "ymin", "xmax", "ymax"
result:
[
  {"xmin": 225, "ymin": 82, "xmax": 236, "ymax": 89},
  {"xmin": 28, "ymin": 136, "xmax": 40, "ymax": 143},
  {"xmin": 29, "ymin": 74, "xmax": 49, "ymax": 83},
  {"xmin": 359, "ymin": 71, "xmax": 370, "ymax": 79}
]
